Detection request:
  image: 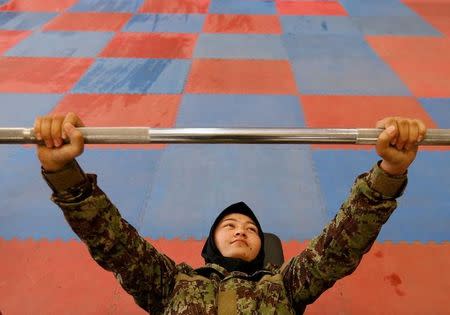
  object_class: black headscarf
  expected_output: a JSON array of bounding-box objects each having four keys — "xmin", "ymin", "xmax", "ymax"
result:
[{"xmin": 201, "ymin": 202, "xmax": 265, "ymax": 274}]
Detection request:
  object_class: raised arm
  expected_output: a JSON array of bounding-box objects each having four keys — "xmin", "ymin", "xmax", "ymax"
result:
[
  {"xmin": 282, "ymin": 117, "xmax": 426, "ymax": 308},
  {"xmin": 35, "ymin": 113, "xmax": 178, "ymax": 313}
]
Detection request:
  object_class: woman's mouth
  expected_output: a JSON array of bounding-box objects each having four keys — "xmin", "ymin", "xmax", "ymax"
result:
[{"xmin": 232, "ymin": 240, "xmax": 248, "ymax": 246}]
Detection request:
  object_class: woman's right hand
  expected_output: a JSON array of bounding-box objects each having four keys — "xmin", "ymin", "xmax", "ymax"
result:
[{"xmin": 34, "ymin": 112, "xmax": 85, "ymax": 172}]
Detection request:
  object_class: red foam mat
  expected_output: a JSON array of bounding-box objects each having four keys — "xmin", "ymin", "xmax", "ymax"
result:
[
  {"xmin": 1, "ymin": 238, "xmax": 449, "ymax": 314},
  {"xmin": 0, "ymin": 57, "xmax": 93, "ymax": 93},
  {"xmin": 203, "ymin": 14, "xmax": 282, "ymax": 34},
  {"xmin": 276, "ymin": 1, "xmax": 348, "ymax": 16}
]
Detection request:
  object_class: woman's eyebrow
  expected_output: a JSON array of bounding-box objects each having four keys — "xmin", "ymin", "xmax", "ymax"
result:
[
  {"xmin": 222, "ymin": 218, "xmax": 257, "ymax": 227},
  {"xmin": 222, "ymin": 218, "xmax": 238, "ymax": 223}
]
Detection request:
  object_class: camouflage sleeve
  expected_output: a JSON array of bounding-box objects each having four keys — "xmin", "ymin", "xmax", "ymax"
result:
[
  {"xmin": 42, "ymin": 160, "xmax": 177, "ymax": 313},
  {"xmin": 282, "ymin": 161, "xmax": 408, "ymax": 307}
]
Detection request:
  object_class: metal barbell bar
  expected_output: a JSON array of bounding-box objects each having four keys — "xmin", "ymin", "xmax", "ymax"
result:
[{"xmin": 0, "ymin": 127, "xmax": 449, "ymax": 145}]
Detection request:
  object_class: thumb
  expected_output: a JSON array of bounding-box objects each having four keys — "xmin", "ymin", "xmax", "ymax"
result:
[
  {"xmin": 63, "ymin": 123, "xmax": 84, "ymax": 156},
  {"xmin": 377, "ymin": 125, "xmax": 397, "ymax": 150}
]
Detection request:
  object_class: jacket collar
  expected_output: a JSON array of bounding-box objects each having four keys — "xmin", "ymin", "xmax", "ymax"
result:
[{"xmin": 195, "ymin": 263, "xmax": 276, "ymax": 281}]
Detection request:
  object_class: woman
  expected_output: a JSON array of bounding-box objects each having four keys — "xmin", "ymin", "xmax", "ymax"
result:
[{"xmin": 35, "ymin": 113, "xmax": 426, "ymax": 314}]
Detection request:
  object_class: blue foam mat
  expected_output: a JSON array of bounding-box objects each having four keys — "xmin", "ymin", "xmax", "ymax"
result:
[
  {"xmin": 339, "ymin": 0, "xmax": 418, "ymax": 17},
  {"xmin": 124, "ymin": 14, "xmax": 205, "ymax": 33},
  {"xmin": 0, "ymin": 94, "xmax": 62, "ymax": 126},
  {"xmin": 0, "ymin": 147, "xmax": 161, "ymax": 240},
  {"xmin": 420, "ymin": 98, "xmax": 450, "ymax": 128},
  {"xmin": 290, "ymin": 56, "xmax": 411, "ymax": 95},
  {"xmin": 5, "ymin": 31, "xmax": 114, "ymax": 57},
  {"xmin": 312, "ymin": 150, "xmax": 450, "ymax": 242},
  {"xmin": 350, "ymin": 16, "xmax": 441, "ymax": 35},
  {"xmin": 140, "ymin": 144, "xmax": 327, "ymax": 240},
  {"xmin": 69, "ymin": 0, "xmax": 144, "ymax": 12},
  {"xmin": 281, "ymin": 16, "xmax": 361, "ymax": 35},
  {"xmin": 177, "ymin": 94, "xmax": 305, "ymax": 127},
  {"xmin": 209, "ymin": 0, "xmax": 276, "ymax": 15},
  {"xmin": 195, "ymin": 34, "xmax": 288, "ymax": 59},
  {"xmin": 282, "ymin": 34, "xmax": 378, "ymax": 58},
  {"xmin": 0, "ymin": 12, "xmax": 56, "ymax": 30},
  {"xmin": 72, "ymin": 58, "xmax": 191, "ymax": 94}
]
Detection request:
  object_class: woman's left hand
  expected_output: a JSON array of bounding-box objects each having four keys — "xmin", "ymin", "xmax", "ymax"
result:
[{"xmin": 375, "ymin": 117, "xmax": 427, "ymax": 175}]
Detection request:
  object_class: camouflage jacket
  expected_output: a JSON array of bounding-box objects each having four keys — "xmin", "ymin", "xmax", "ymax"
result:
[{"xmin": 43, "ymin": 160, "xmax": 407, "ymax": 315}]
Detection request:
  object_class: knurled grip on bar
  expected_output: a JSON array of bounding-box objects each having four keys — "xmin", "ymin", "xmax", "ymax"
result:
[{"xmin": 0, "ymin": 127, "xmax": 449, "ymax": 145}]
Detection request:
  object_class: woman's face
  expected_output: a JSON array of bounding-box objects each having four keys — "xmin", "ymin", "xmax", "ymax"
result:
[{"xmin": 213, "ymin": 213, "xmax": 261, "ymax": 262}]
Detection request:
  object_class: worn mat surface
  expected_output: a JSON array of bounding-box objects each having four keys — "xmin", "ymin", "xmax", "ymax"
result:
[{"xmin": 0, "ymin": 0, "xmax": 449, "ymax": 314}]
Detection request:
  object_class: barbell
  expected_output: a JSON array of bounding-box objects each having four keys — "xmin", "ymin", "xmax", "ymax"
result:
[{"xmin": 1, "ymin": 127, "xmax": 449, "ymax": 145}]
